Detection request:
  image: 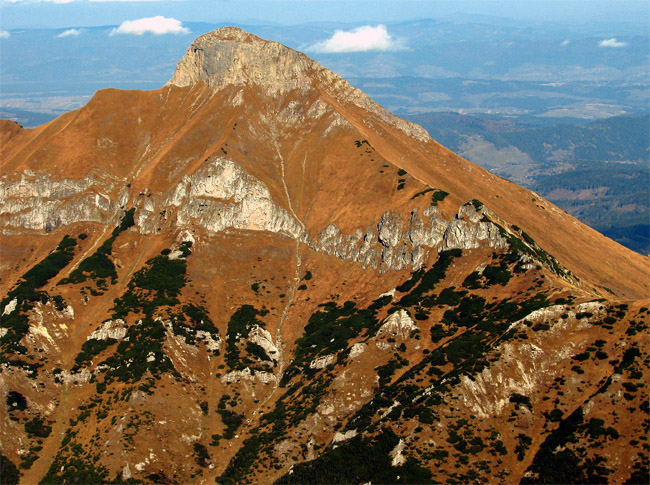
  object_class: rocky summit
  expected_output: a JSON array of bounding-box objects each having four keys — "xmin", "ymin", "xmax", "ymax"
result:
[{"xmin": 1, "ymin": 27, "xmax": 648, "ymax": 484}]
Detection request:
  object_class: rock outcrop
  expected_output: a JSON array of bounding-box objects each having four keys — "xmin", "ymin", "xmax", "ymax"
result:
[
  {"xmin": 0, "ymin": 171, "xmax": 122, "ymax": 233},
  {"xmin": 87, "ymin": 319, "xmax": 128, "ymax": 341},
  {"xmin": 312, "ymin": 204, "xmax": 508, "ymax": 272},
  {"xmin": 441, "ymin": 204, "xmax": 508, "ymax": 251},
  {"xmin": 309, "ymin": 354, "xmax": 336, "ymax": 370},
  {"xmin": 154, "ymin": 157, "xmax": 304, "ymax": 239},
  {"xmin": 167, "ymin": 27, "xmax": 429, "ymax": 142},
  {"xmin": 248, "ymin": 325, "xmax": 279, "ymax": 362},
  {"xmin": 378, "ymin": 310, "xmax": 417, "ymax": 340}
]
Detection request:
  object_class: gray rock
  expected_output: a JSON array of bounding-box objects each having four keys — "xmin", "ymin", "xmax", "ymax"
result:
[
  {"xmin": 122, "ymin": 464, "xmax": 132, "ymax": 481},
  {"xmin": 167, "ymin": 27, "xmax": 429, "ymax": 142},
  {"xmin": 87, "ymin": 319, "xmax": 127, "ymax": 341}
]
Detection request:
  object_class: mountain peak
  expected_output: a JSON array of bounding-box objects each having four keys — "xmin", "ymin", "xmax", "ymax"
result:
[
  {"xmin": 167, "ymin": 27, "xmax": 430, "ymax": 141},
  {"xmin": 167, "ymin": 26, "xmax": 318, "ymax": 95}
]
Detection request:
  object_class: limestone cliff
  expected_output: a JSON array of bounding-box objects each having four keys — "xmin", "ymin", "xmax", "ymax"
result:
[{"xmin": 167, "ymin": 27, "xmax": 429, "ymax": 142}]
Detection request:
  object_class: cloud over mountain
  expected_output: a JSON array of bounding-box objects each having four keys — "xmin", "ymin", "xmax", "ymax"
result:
[
  {"xmin": 110, "ymin": 16, "xmax": 189, "ymax": 36},
  {"xmin": 57, "ymin": 28, "xmax": 83, "ymax": 37},
  {"xmin": 309, "ymin": 24, "xmax": 404, "ymax": 53},
  {"xmin": 599, "ymin": 38, "xmax": 628, "ymax": 48}
]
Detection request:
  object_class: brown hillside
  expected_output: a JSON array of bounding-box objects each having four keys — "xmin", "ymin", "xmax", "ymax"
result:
[{"xmin": 1, "ymin": 27, "xmax": 648, "ymax": 485}]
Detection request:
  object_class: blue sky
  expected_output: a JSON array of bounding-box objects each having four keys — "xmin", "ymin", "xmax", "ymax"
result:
[{"xmin": 1, "ymin": 0, "xmax": 649, "ymax": 30}]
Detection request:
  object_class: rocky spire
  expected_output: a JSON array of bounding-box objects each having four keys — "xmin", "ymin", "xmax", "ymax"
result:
[
  {"xmin": 167, "ymin": 27, "xmax": 319, "ymax": 95},
  {"xmin": 167, "ymin": 26, "xmax": 430, "ymax": 141}
]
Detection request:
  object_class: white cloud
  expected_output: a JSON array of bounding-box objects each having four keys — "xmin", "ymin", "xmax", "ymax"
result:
[
  {"xmin": 0, "ymin": 30, "xmax": 10, "ymax": 39},
  {"xmin": 110, "ymin": 16, "xmax": 189, "ymax": 36},
  {"xmin": 599, "ymin": 38, "xmax": 628, "ymax": 48},
  {"xmin": 310, "ymin": 25, "xmax": 404, "ymax": 53},
  {"xmin": 560, "ymin": 40, "xmax": 570, "ymax": 46},
  {"xmin": 57, "ymin": 28, "xmax": 82, "ymax": 37}
]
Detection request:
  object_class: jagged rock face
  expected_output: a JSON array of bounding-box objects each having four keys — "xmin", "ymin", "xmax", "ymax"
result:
[
  {"xmin": 87, "ymin": 319, "xmax": 127, "ymax": 341},
  {"xmin": 168, "ymin": 27, "xmax": 318, "ymax": 96},
  {"xmin": 378, "ymin": 310, "xmax": 417, "ymax": 340},
  {"xmin": 1, "ymin": 26, "xmax": 648, "ymax": 485},
  {"xmin": 2, "ymin": 298, "xmax": 17, "ymax": 316},
  {"xmin": 144, "ymin": 157, "xmax": 305, "ymax": 239},
  {"xmin": 310, "ymin": 354, "xmax": 336, "ymax": 370},
  {"xmin": 0, "ymin": 157, "xmax": 508, "ymax": 275},
  {"xmin": 0, "ymin": 171, "xmax": 123, "ymax": 233},
  {"xmin": 312, "ymin": 204, "xmax": 508, "ymax": 271},
  {"xmin": 248, "ymin": 325, "xmax": 279, "ymax": 362},
  {"xmin": 458, "ymin": 303, "xmax": 606, "ymax": 419},
  {"xmin": 168, "ymin": 27, "xmax": 429, "ymax": 141},
  {"xmin": 441, "ymin": 204, "xmax": 508, "ymax": 251}
]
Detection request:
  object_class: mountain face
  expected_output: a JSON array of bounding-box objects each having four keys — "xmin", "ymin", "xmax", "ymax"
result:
[{"xmin": 1, "ymin": 27, "xmax": 648, "ymax": 484}]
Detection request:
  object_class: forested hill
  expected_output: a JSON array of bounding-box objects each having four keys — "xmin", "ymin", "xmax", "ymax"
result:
[{"xmin": 407, "ymin": 113, "xmax": 649, "ymax": 166}]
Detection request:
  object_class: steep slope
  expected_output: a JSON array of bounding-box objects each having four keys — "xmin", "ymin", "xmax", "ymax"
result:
[{"xmin": 1, "ymin": 27, "xmax": 648, "ymax": 485}]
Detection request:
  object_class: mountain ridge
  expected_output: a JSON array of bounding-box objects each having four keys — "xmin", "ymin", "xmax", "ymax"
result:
[{"xmin": 0, "ymin": 27, "xmax": 648, "ymax": 484}]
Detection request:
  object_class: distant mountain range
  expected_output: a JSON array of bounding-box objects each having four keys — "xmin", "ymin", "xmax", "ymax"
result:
[{"xmin": 1, "ymin": 17, "xmax": 648, "ymax": 109}]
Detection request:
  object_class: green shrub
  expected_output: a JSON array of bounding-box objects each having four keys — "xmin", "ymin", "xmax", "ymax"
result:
[
  {"xmin": 24, "ymin": 416, "xmax": 51, "ymax": 438},
  {"xmin": 509, "ymin": 393, "xmax": 533, "ymax": 410},
  {"xmin": 482, "ymin": 264, "xmax": 512, "ymax": 286},
  {"xmin": 132, "ymin": 257, "xmax": 186, "ymax": 296},
  {"xmin": 411, "ymin": 188, "xmax": 434, "ymax": 200},
  {"xmin": 430, "ymin": 189, "xmax": 449, "ymax": 206},
  {"xmin": 0, "ymin": 452, "xmax": 20, "ymax": 484},
  {"xmin": 376, "ymin": 357, "xmax": 408, "ymax": 387},
  {"xmin": 572, "ymin": 352, "xmax": 590, "ymax": 362},
  {"xmin": 58, "ymin": 209, "xmax": 135, "ymax": 288},
  {"xmin": 193, "ymin": 443, "xmax": 210, "ymax": 467},
  {"xmin": 276, "ymin": 428, "xmax": 432, "ymax": 484},
  {"xmin": 462, "ymin": 271, "xmax": 482, "ymax": 289},
  {"xmin": 74, "ymin": 338, "xmax": 116, "ymax": 368},
  {"xmin": 218, "ymin": 409, "xmax": 243, "ymax": 440},
  {"xmin": 226, "ymin": 305, "xmax": 268, "ymax": 369},
  {"xmin": 396, "ymin": 250, "xmax": 462, "ymax": 307},
  {"xmin": 515, "ymin": 433, "xmax": 532, "ymax": 461},
  {"xmin": 282, "ymin": 300, "xmax": 380, "ymax": 383},
  {"xmin": 396, "ymin": 269, "xmax": 424, "ymax": 293},
  {"xmin": 41, "ymin": 453, "xmax": 109, "ymax": 484},
  {"xmin": 6, "ymin": 391, "xmax": 27, "ymax": 412}
]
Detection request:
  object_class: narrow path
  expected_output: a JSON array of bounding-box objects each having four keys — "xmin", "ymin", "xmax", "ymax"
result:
[
  {"xmin": 250, "ymin": 144, "xmax": 306, "ymax": 416},
  {"xmin": 260, "ymin": 238, "xmax": 302, "ymax": 412},
  {"xmin": 65, "ymin": 222, "xmax": 113, "ymax": 275}
]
